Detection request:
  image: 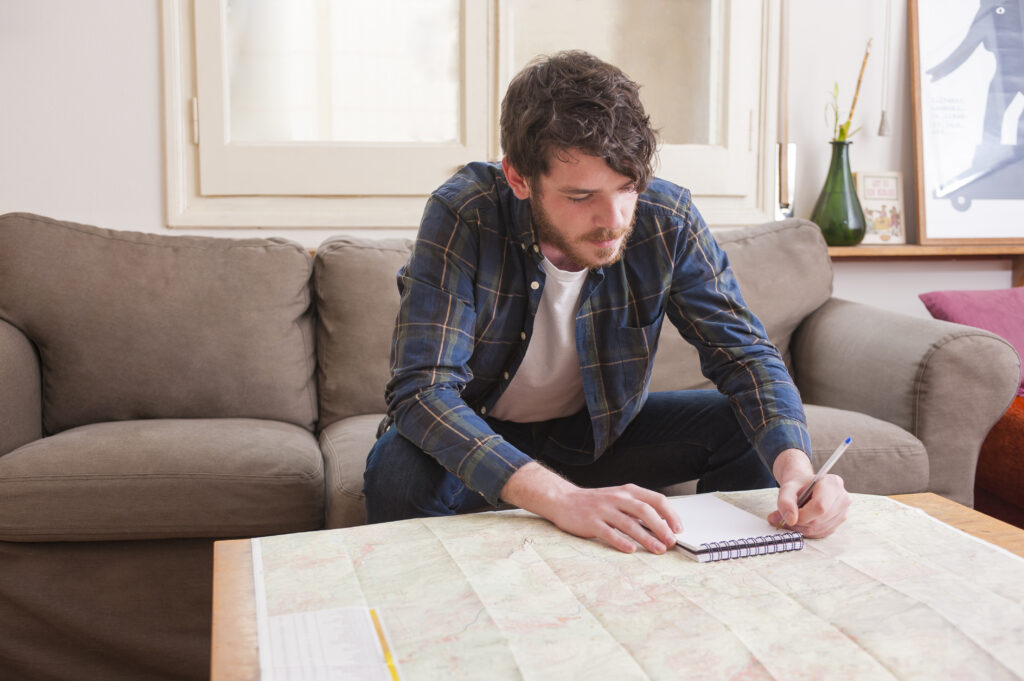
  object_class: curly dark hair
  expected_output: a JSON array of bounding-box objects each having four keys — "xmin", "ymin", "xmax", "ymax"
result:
[{"xmin": 500, "ymin": 50, "xmax": 658, "ymax": 192}]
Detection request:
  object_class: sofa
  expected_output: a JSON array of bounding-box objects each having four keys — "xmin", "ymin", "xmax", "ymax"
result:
[{"xmin": 0, "ymin": 211, "xmax": 1019, "ymax": 681}]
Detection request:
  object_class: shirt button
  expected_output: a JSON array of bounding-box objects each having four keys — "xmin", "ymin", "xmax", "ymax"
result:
[
  {"xmin": 530, "ymin": 281, "xmax": 540, "ymax": 290},
  {"xmin": 520, "ymin": 331, "xmax": 527, "ymax": 340},
  {"xmin": 532, "ymin": 244, "xmax": 540, "ymax": 253},
  {"xmin": 503, "ymin": 371, "xmax": 510, "ymax": 380},
  {"xmin": 479, "ymin": 406, "xmax": 487, "ymax": 415}
]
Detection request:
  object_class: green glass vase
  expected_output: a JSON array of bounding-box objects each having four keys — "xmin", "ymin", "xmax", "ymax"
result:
[{"xmin": 810, "ymin": 141, "xmax": 866, "ymax": 246}]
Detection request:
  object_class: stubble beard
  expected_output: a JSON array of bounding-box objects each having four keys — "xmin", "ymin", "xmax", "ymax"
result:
[{"xmin": 529, "ymin": 195, "xmax": 635, "ymax": 270}]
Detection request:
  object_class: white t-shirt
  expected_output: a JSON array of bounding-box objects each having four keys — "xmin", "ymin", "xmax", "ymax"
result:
[{"xmin": 489, "ymin": 257, "xmax": 587, "ymax": 423}]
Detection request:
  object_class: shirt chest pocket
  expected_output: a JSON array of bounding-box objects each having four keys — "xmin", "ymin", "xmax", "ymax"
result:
[
  {"xmin": 610, "ymin": 318, "xmax": 662, "ymax": 362},
  {"xmin": 590, "ymin": 319, "xmax": 661, "ymax": 398}
]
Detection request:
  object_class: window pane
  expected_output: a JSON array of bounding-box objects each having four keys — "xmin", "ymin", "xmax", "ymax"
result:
[
  {"xmin": 227, "ymin": 0, "xmax": 461, "ymax": 143},
  {"xmin": 502, "ymin": 0, "xmax": 723, "ymax": 146}
]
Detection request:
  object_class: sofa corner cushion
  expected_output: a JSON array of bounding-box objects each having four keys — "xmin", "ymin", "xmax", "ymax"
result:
[
  {"xmin": 804, "ymin": 404, "xmax": 928, "ymax": 495},
  {"xmin": 0, "ymin": 213, "xmax": 318, "ymax": 434},
  {"xmin": 0, "ymin": 419, "xmax": 325, "ymax": 541},
  {"xmin": 650, "ymin": 218, "xmax": 833, "ymax": 392},
  {"xmin": 319, "ymin": 413, "xmax": 382, "ymax": 529},
  {"xmin": 315, "ymin": 236, "xmax": 413, "ymax": 428}
]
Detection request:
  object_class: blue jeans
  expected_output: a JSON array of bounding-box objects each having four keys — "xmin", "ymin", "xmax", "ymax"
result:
[{"xmin": 363, "ymin": 390, "xmax": 776, "ymax": 524}]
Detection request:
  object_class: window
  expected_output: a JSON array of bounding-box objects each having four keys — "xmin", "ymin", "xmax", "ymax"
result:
[{"xmin": 162, "ymin": 0, "xmax": 780, "ymax": 229}]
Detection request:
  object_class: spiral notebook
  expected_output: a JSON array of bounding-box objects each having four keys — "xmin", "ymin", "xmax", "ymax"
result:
[{"xmin": 670, "ymin": 494, "xmax": 803, "ymax": 562}]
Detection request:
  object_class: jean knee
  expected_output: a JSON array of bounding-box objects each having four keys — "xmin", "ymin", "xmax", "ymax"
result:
[
  {"xmin": 363, "ymin": 428, "xmax": 467, "ymax": 522},
  {"xmin": 364, "ymin": 430, "xmax": 420, "ymax": 511},
  {"xmin": 705, "ymin": 390, "xmax": 740, "ymax": 422}
]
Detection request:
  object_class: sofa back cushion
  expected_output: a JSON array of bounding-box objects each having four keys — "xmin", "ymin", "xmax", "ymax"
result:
[
  {"xmin": 314, "ymin": 219, "xmax": 832, "ymax": 427},
  {"xmin": 649, "ymin": 218, "xmax": 833, "ymax": 391},
  {"xmin": 315, "ymin": 236, "xmax": 413, "ymax": 427},
  {"xmin": 0, "ymin": 213, "xmax": 318, "ymax": 434}
]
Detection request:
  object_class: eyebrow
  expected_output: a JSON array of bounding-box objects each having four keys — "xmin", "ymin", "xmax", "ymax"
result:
[{"xmin": 559, "ymin": 181, "xmax": 635, "ymax": 195}]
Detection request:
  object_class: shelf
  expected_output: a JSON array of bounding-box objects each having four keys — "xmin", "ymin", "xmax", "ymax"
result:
[
  {"xmin": 827, "ymin": 245, "xmax": 1024, "ymax": 286},
  {"xmin": 828, "ymin": 244, "xmax": 1024, "ymax": 257}
]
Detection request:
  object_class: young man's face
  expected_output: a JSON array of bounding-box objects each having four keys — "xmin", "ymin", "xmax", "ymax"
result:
[{"xmin": 503, "ymin": 150, "xmax": 639, "ymax": 271}]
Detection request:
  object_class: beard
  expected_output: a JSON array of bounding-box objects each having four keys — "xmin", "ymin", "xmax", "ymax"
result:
[{"xmin": 529, "ymin": 195, "xmax": 635, "ymax": 270}]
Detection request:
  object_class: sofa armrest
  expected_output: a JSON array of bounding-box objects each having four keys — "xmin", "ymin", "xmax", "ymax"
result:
[
  {"xmin": 791, "ymin": 298, "xmax": 1021, "ymax": 506},
  {"xmin": 0, "ymin": 319, "xmax": 42, "ymax": 455}
]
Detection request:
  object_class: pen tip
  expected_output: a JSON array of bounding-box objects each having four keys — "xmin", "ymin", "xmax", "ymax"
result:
[{"xmin": 844, "ymin": 437, "xmax": 852, "ymax": 444}]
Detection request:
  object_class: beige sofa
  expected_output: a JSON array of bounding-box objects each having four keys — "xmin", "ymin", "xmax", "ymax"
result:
[{"xmin": 0, "ymin": 212, "xmax": 1019, "ymax": 681}]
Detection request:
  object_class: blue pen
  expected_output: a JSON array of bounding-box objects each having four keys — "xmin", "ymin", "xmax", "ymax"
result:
[{"xmin": 778, "ymin": 437, "xmax": 853, "ymax": 528}]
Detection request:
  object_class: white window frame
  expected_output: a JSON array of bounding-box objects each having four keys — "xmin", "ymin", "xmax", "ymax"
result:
[
  {"xmin": 162, "ymin": 0, "xmax": 779, "ymax": 230},
  {"xmin": 194, "ymin": 0, "xmax": 488, "ymax": 197}
]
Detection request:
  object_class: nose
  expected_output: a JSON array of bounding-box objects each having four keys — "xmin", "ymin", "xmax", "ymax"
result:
[{"xmin": 594, "ymin": 194, "xmax": 630, "ymax": 231}]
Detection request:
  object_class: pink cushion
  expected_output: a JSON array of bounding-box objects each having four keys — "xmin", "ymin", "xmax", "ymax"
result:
[{"xmin": 919, "ymin": 287, "xmax": 1024, "ymax": 395}]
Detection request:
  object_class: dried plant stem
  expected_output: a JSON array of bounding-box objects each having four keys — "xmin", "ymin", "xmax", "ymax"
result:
[{"xmin": 845, "ymin": 39, "xmax": 873, "ymax": 132}]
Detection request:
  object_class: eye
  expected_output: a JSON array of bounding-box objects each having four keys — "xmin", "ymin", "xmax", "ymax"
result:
[{"xmin": 568, "ymin": 195, "xmax": 591, "ymax": 204}]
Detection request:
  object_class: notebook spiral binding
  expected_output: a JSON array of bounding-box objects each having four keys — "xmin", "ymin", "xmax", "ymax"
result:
[{"xmin": 700, "ymin": 532, "xmax": 803, "ymax": 562}]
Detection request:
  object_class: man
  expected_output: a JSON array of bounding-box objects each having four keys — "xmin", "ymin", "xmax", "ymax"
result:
[{"xmin": 364, "ymin": 50, "xmax": 850, "ymax": 554}]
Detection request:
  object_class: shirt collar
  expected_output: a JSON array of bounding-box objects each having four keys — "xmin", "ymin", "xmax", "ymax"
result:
[{"xmin": 506, "ymin": 183, "xmax": 543, "ymax": 260}]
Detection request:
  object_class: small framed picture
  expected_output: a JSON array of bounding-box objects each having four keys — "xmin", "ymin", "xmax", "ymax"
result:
[{"xmin": 854, "ymin": 170, "xmax": 906, "ymax": 244}]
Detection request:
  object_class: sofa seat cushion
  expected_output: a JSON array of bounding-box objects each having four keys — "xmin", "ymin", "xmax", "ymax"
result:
[
  {"xmin": 319, "ymin": 405, "xmax": 929, "ymax": 528},
  {"xmin": 320, "ymin": 414, "xmax": 382, "ymax": 528},
  {"xmin": 660, "ymin": 405, "xmax": 928, "ymax": 498},
  {"xmin": 804, "ymin": 404, "xmax": 928, "ymax": 494},
  {"xmin": 0, "ymin": 419, "xmax": 324, "ymax": 541}
]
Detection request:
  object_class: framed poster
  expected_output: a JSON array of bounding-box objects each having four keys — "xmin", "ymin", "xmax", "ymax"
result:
[
  {"xmin": 855, "ymin": 171, "xmax": 907, "ymax": 244},
  {"xmin": 910, "ymin": 0, "xmax": 1024, "ymax": 244}
]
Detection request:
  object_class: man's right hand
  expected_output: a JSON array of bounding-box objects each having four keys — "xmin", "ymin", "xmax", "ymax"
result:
[{"xmin": 499, "ymin": 462, "xmax": 682, "ymax": 554}]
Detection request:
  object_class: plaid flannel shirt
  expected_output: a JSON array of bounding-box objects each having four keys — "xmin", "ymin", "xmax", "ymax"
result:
[{"xmin": 383, "ymin": 162, "xmax": 812, "ymax": 506}]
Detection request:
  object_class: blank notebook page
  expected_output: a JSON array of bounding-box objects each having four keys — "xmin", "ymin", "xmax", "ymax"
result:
[{"xmin": 669, "ymin": 493, "xmax": 793, "ymax": 551}]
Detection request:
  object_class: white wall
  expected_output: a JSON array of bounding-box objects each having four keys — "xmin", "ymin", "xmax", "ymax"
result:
[
  {"xmin": 0, "ymin": 0, "xmax": 1014, "ymax": 318},
  {"xmin": 788, "ymin": 0, "xmax": 1015, "ymax": 317},
  {"xmin": 0, "ymin": 0, "xmax": 165, "ymax": 232}
]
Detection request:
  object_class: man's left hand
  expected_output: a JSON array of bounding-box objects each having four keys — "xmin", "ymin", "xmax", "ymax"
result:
[{"xmin": 767, "ymin": 448, "xmax": 851, "ymax": 538}]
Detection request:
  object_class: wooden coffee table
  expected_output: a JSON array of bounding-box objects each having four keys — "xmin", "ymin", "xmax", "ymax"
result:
[
  {"xmin": 888, "ymin": 493, "xmax": 1024, "ymax": 556},
  {"xmin": 210, "ymin": 493, "xmax": 1024, "ymax": 680}
]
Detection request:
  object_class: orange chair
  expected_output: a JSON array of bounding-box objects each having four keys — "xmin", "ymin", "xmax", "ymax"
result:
[{"xmin": 975, "ymin": 396, "xmax": 1024, "ymax": 529}]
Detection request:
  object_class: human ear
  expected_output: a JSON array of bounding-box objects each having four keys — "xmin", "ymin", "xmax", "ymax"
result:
[{"xmin": 501, "ymin": 157, "xmax": 532, "ymax": 199}]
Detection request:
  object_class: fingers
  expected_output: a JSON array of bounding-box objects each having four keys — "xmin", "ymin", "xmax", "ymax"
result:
[
  {"xmin": 773, "ymin": 478, "xmax": 803, "ymax": 528},
  {"xmin": 606, "ymin": 514, "xmax": 666, "ymax": 555},
  {"xmin": 594, "ymin": 523, "xmax": 640, "ymax": 554},
  {"xmin": 797, "ymin": 477, "xmax": 850, "ymax": 538},
  {"xmin": 567, "ymin": 485, "xmax": 680, "ymax": 555},
  {"xmin": 626, "ymin": 485, "xmax": 684, "ymax": 535},
  {"xmin": 800, "ymin": 502, "xmax": 849, "ymax": 538},
  {"xmin": 617, "ymin": 485, "xmax": 686, "ymax": 550},
  {"xmin": 772, "ymin": 474, "xmax": 850, "ymax": 538}
]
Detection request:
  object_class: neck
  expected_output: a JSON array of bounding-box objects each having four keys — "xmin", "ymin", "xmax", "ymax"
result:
[{"xmin": 538, "ymin": 241, "xmax": 585, "ymax": 272}]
